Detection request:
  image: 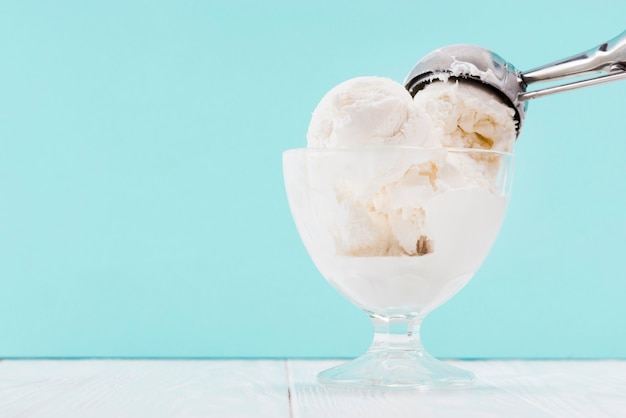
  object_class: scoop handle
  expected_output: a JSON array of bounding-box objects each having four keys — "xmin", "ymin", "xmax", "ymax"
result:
[
  {"xmin": 519, "ymin": 69, "xmax": 626, "ymax": 101},
  {"xmin": 518, "ymin": 30, "xmax": 626, "ymax": 100},
  {"xmin": 523, "ymin": 30, "xmax": 626, "ymax": 83}
]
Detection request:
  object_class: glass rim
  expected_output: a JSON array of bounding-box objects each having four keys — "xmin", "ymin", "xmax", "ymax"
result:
[{"xmin": 283, "ymin": 146, "xmax": 513, "ymax": 158}]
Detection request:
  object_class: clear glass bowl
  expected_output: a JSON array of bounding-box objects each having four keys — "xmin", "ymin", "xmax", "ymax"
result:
[{"xmin": 283, "ymin": 147, "xmax": 513, "ymax": 389}]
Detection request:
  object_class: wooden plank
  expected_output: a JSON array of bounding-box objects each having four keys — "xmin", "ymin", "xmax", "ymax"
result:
[
  {"xmin": 2, "ymin": 359, "xmax": 626, "ymax": 417},
  {"xmin": 0, "ymin": 360, "xmax": 290, "ymax": 418},
  {"xmin": 287, "ymin": 359, "xmax": 626, "ymax": 418}
]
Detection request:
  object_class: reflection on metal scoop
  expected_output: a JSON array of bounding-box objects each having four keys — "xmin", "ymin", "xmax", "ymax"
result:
[{"xmin": 404, "ymin": 30, "xmax": 626, "ymax": 136}]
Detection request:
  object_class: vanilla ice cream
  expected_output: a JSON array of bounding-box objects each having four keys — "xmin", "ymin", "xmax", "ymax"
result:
[
  {"xmin": 304, "ymin": 76, "xmax": 515, "ymax": 258},
  {"xmin": 415, "ymin": 80, "xmax": 516, "ymax": 152},
  {"xmin": 307, "ymin": 77, "xmax": 433, "ymax": 148},
  {"xmin": 307, "ymin": 76, "xmax": 516, "ymax": 151}
]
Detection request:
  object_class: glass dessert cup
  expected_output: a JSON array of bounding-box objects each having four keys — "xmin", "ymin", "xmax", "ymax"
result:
[{"xmin": 283, "ymin": 147, "xmax": 513, "ymax": 389}]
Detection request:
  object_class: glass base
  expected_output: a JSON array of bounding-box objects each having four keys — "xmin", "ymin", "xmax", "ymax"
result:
[{"xmin": 317, "ymin": 350, "xmax": 475, "ymax": 390}]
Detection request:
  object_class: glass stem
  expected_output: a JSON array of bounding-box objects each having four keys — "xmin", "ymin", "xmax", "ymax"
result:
[{"xmin": 368, "ymin": 314, "xmax": 425, "ymax": 354}]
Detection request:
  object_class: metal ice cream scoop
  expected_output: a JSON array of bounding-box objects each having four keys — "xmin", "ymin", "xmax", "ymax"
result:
[{"xmin": 404, "ymin": 30, "xmax": 626, "ymax": 136}]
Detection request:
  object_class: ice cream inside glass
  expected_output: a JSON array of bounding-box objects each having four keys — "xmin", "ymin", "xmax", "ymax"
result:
[{"xmin": 283, "ymin": 77, "xmax": 515, "ymax": 389}]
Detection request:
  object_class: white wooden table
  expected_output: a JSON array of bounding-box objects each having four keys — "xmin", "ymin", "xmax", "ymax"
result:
[{"xmin": 1, "ymin": 359, "xmax": 625, "ymax": 417}]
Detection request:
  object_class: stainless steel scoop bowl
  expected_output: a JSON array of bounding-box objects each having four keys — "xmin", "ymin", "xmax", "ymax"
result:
[{"xmin": 404, "ymin": 30, "xmax": 626, "ymax": 136}]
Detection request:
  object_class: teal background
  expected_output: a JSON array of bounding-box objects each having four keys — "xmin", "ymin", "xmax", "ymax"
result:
[{"xmin": 1, "ymin": 0, "xmax": 625, "ymax": 359}]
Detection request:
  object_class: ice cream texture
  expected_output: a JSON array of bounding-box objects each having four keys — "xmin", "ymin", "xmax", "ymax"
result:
[
  {"xmin": 305, "ymin": 76, "xmax": 515, "ymax": 258},
  {"xmin": 307, "ymin": 76, "xmax": 516, "ymax": 151},
  {"xmin": 306, "ymin": 77, "xmax": 431, "ymax": 148}
]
